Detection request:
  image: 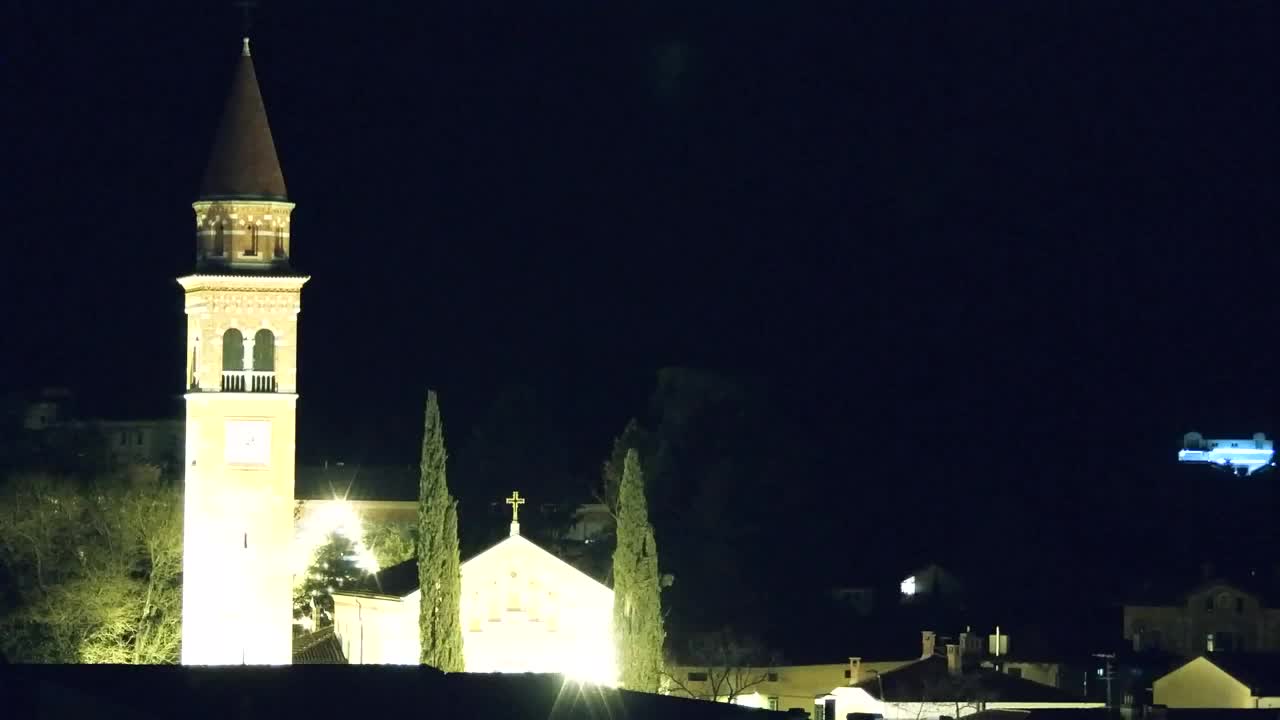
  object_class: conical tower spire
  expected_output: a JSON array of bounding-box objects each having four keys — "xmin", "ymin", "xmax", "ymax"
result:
[{"xmin": 199, "ymin": 37, "xmax": 287, "ymax": 201}]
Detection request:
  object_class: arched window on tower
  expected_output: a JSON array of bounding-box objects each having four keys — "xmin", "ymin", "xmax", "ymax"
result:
[
  {"xmin": 222, "ymin": 329, "xmax": 244, "ymax": 391},
  {"xmin": 213, "ymin": 222, "xmax": 225, "ymax": 256},
  {"xmin": 252, "ymin": 329, "xmax": 276, "ymax": 392},
  {"xmin": 247, "ymin": 225, "xmax": 259, "ymax": 256},
  {"xmin": 274, "ymin": 227, "xmax": 285, "ymax": 258}
]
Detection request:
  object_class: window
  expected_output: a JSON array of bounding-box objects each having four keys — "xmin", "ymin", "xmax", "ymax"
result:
[
  {"xmin": 687, "ymin": 672, "xmax": 708, "ymax": 682},
  {"xmin": 135, "ymin": 431, "xmax": 143, "ymax": 446},
  {"xmin": 119, "ymin": 431, "xmax": 127, "ymax": 446},
  {"xmin": 1206, "ymin": 596, "xmax": 1214, "ymax": 612},
  {"xmin": 767, "ymin": 672, "xmax": 779, "ymax": 682},
  {"xmin": 843, "ymin": 669, "xmax": 851, "ymax": 679},
  {"xmin": 1237, "ymin": 597, "xmax": 1246, "ymax": 613},
  {"xmin": 213, "ymin": 222, "xmax": 225, "ymax": 255},
  {"xmin": 252, "ymin": 329, "xmax": 275, "ymax": 372},
  {"xmin": 1209, "ymin": 631, "xmax": 1240, "ymax": 652},
  {"xmin": 222, "ymin": 329, "xmax": 244, "ymax": 371},
  {"xmin": 274, "ymin": 227, "xmax": 285, "ymax": 257},
  {"xmin": 246, "ymin": 225, "xmax": 259, "ymax": 256},
  {"xmin": 767, "ymin": 697, "xmax": 779, "ymax": 711}
]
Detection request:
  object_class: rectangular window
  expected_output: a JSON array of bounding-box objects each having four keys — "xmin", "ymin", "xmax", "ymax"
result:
[
  {"xmin": 1237, "ymin": 598, "xmax": 1246, "ymax": 613},
  {"xmin": 214, "ymin": 224, "xmax": 225, "ymax": 255},
  {"xmin": 687, "ymin": 672, "xmax": 708, "ymax": 682},
  {"xmin": 1206, "ymin": 597, "xmax": 1214, "ymax": 612},
  {"xmin": 843, "ymin": 669, "xmax": 851, "ymax": 679},
  {"xmin": 767, "ymin": 697, "xmax": 778, "ymax": 711},
  {"xmin": 767, "ymin": 672, "xmax": 779, "ymax": 682},
  {"xmin": 274, "ymin": 228, "xmax": 285, "ymax": 257},
  {"xmin": 1207, "ymin": 633, "xmax": 1216, "ymax": 652},
  {"xmin": 136, "ymin": 431, "xmax": 143, "ymax": 446},
  {"xmin": 246, "ymin": 226, "xmax": 259, "ymax": 256}
]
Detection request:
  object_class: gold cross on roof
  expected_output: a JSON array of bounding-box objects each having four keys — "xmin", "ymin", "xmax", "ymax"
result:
[{"xmin": 505, "ymin": 491, "xmax": 525, "ymax": 522}]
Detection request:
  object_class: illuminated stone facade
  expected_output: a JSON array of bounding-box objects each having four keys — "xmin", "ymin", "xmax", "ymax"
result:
[
  {"xmin": 180, "ymin": 37, "xmax": 307, "ymax": 666},
  {"xmin": 332, "ymin": 523, "xmax": 617, "ymax": 684}
]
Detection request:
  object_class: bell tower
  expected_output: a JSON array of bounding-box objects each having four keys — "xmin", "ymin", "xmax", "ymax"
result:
[{"xmin": 180, "ymin": 37, "xmax": 307, "ymax": 665}]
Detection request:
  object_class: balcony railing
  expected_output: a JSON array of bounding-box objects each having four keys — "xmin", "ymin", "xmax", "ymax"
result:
[{"xmin": 221, "ymin": 370, "xmax": 277, "ymax": 393}]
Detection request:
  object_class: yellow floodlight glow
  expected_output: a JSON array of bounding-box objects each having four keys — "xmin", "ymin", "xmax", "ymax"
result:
[{"xmin": 293, "ymin": 498, "xmax": 381, "ymax": 578}]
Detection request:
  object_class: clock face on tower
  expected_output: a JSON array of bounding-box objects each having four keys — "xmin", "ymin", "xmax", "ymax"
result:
[{"xmin": 224, "ymin": 420, "xmax": 271, "ymax": 466}]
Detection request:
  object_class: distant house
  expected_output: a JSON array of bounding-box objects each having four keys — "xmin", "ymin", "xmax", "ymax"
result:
[
  {"xmin": 1124, "ymin": 579, "xmax": 1280, "ymax": 655},
  {"xmin": 818, "ymin": 646, "xmax": 1103, "ymax": 720},
  {"xmin": 13, "ymin": 387, "xmax": 184, "ymax": 470},
  {"xmin": 1154, "ymin": 654, "xmax": 1280, "ymax": 708},
  {"xmin": 665, "ymin": 658, "xmax": 916, "ymax": 713},
  {"xmin": 900, "ymin": 564, "xmax": 965, "ymax": 605}
]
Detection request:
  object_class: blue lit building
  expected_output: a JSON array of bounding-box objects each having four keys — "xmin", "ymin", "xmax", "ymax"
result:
[{"xmin": 1178, "ymin": 432, "xmax": 1274, "ymax": 476}]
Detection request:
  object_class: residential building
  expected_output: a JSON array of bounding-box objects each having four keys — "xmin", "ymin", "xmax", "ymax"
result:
[
  {"xmin": 1154, "ymin": 654, "xmax": 1280, "ymax": 708},
  {"xmin": 1125, "ymin": 580, "xmax": 1280, "ymax": 655}
]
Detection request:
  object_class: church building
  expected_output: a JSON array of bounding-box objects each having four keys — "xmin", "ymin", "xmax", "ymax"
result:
[
  {"xmin": 180, "ymin": 37, "xmax": 307, "ymax": 665},
  {"xmin": 331, "ymin": 493, "xmax": 618, "ymax": 684},
  {"xmin": 176, "ymin": 37, "xmax": 615, "ymax": 676}
]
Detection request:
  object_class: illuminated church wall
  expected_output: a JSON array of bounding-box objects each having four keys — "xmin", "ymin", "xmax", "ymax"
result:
[
  {"xmin": 331, "ymin": 527, "xmax": 617, "ymax": 684},
  {"xmin": 459, "ymin": 532, "xmax": 615, "ymax": 683}
]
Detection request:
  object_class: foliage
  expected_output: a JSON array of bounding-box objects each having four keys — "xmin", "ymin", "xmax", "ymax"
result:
[
  {"xmin": 293, "ymin": 532, "xmax": 365, "ymax": 627},
  {"xmin": 417, "ymin": 390, "xmax": 464, "ymax": 671},
  {"xmin": 612, "ymin": 449, "xmax": 665, "ymax": 692},
  {"xmin": 0, "ymin": 465, "xmax": 182, "ymax": 663},
  {"xmin": 664, "ymin": 628, "xmax": 779, "ymax": 705},
  {"xmin": 363, "ymin": 519, "xmax": 416, "ymax": 570},
  {"xmin": 599, "ymin": 418, "xmax": 651, "ymax": 517}
]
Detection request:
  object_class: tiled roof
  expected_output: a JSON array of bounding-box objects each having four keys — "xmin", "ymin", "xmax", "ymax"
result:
[
  {"xmin": 347, "ymin": 557, "xmax": 420, "ymax": 597},
  {"xmin": 852, "ymin": 655, "xmax": 1083, "ymax": 703},
  {"xmin": 292, "ymin": 627, "xmax": 346, "ymax": 664},
  {"xmin": 199, "ymin": 40, "xmax": 287, "ymax": 201},
  {"xmin": 295, "ymin": 464, "xmax": 419, "ymax": 501}
]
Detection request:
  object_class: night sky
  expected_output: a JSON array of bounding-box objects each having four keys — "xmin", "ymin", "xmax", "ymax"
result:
[{"xmin": 3, "ymin": 3, "xmax": 1278, "ymax": 596}]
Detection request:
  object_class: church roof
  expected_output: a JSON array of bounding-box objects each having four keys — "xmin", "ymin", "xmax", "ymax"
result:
[
  {"xmin": 340, "ymin": 532, "xmax": 610, "ymax": 600},
  {"xmin": 199, "ymin": 38, "xmax": 287, "ymax": 201},
  {"xmin": 351, "ymin": 557, "xmax": 420, "ymax": 597}
]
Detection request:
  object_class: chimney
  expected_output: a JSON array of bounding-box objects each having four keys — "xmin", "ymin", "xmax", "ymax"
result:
[
  {"xmin": 848, "ymin": 657, "xmax": 862, "ymax": 686},
  {"xmin": 946, "ymin": 644, "xmax": 962, "ymax": 676},
  {"xmin": 989, "ymin": 626, "xmax": 1008, "ymax": 656},
  {"xmin": 922, "ymin": 631, "xmax": 937, "ymax": 659}
]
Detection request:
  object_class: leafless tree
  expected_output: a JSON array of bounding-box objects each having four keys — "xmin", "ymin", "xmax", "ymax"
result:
[{"xmin": 663, "ymin": 628, "xmax": 781, "ymax": 705}]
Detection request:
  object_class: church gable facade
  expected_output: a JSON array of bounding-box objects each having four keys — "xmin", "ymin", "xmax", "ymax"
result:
[{"xmin": 332, "ymin": 521, "xmax": 616, "ymax": 685}]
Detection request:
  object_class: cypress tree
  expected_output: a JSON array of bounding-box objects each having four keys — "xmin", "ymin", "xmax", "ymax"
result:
[
  {"xmin": 417, "ymin": 390, "xmax": 464, "ymax": 671},
  {"xmin": 612, "ymin": 448, "xmax": 665, "ymax": 691}
]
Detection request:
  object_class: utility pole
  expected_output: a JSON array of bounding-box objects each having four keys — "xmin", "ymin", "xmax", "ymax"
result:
[{"xmin": 1092, "ymin": 653, "xmax": 1116, "ymax": 710}]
